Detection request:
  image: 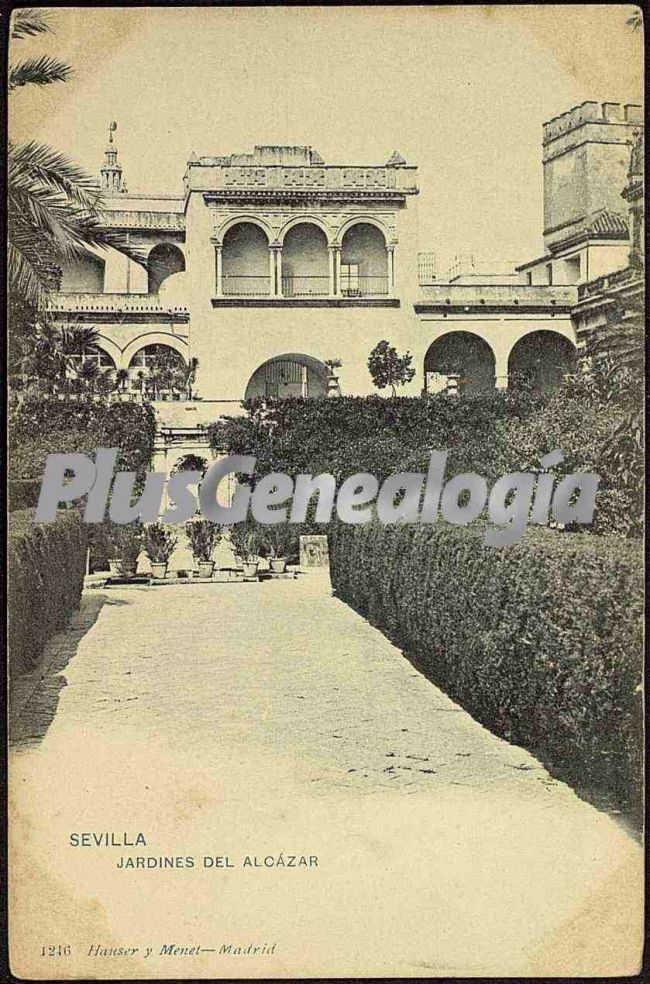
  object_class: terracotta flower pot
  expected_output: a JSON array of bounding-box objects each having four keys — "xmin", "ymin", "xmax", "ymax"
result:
[
  {"xmin": 150, "ymin": 562, "xmax": 168, "ymax": 579},
  {"xmin": 242, "ymin": 560, "xmax": 259, "ymax": 580},
  {"xmin": 198, "ymin": 560, "xmax": 215, "ymax": 579},
  {"xmin": 269, "ymin": 557, "xmax": 287, "ymax": 574}
]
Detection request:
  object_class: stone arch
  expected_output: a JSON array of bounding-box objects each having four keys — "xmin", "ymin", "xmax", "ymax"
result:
[
  {"xmin": 222, "ymin": 221, "xmax": 270, "ymax": 296},
  {"xmin": 122, "ymin": 332, "xmax": 189, "ymax": 369},
  {"xmin": 244, "ymin": 353, "xmax": 328, "ymax": 400},
  {"xmin": 69, "ymin": 343, "xmax": 117, "ymax": 373},
  {"xmin": 280, "ymin": 223, "xmax": 330, "ymax": 297},
  {"xmin": 214, "ymin": 214, "xmax": 274, "ymax": 244},
  {"xmin": 148, "ymin": 243, "xmax": 186, "ymax": 294},
  {"xmin": 341, "ymin": 222, "xmax": 389, "ymax": 296},
  {"xmin": 278, "ymin": 214, "xmax": 333, "ymax": 245},
  {"xmin": 508, "ymin": 330, "xmax": 577, "ymax": 391},
  {"xmin": 91, "ymin": 335, "xmax": 122, "ymax": 367},
  {"xmin": 84, "ymin": 344, "xmax": 116, "ymax": 369},
  {"xmin": 127, "ymin": 343, "xmax": 187, "ymax": 370},
  {"xmin": 424, "ymin": 331, "xmax": 497, "ymax": 393},
  {"xmin": 171, "ymin": 453, "xmax": 209, "ymax": 477},
  {"xmin": 335, "ymin": 214, "xmax": 392, "ymax": 245}
]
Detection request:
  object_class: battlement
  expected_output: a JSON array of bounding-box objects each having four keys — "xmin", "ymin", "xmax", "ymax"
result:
[{"xmin": 543, "ymin": 101, "xmax": 642, "ymax": 144}]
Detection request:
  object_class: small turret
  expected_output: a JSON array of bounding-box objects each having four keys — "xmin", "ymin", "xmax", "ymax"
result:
[{"xmin": 100, "ymin": 121, "xmax": 126, "ymax": 194}]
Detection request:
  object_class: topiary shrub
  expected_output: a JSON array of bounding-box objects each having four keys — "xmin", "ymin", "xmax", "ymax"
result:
[
  {"xmin": 8, "ymin": 509, "xmax": 88, "ymax": 677},
  {"xmin": 329, "ymin": 520, "xmax": 643, "ymax": 822}
]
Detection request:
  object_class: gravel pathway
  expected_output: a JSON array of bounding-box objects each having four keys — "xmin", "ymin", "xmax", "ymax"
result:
[{"xmin": 9, "ymin": 573, "xmax": 643, "ymax": 978}]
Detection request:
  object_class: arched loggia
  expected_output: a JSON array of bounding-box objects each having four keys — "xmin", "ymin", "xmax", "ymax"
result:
[
  {"xmin": 244, "ymin": 353, "xmax": 328, "ymax": 400},
  {"xmin": 424, "ymin": 332, "xmax": 496, "ymax": 393},
  {"xmin": 148, "ymin": 243, "xmax": 185, "ymax": 294},
  {"xmin": 508, "ymin": 330, "xmax": 576, "ymax": 391}
]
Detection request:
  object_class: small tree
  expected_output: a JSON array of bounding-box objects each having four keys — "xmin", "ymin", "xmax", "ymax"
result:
[{"xmin": 367, "ymin": 340, "xmax": 416, "ymax": 396}]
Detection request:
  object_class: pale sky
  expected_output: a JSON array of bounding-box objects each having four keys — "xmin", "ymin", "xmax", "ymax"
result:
[{"xmin": 10, "ymin": 4, "xmax": 644, "ymax": 272}]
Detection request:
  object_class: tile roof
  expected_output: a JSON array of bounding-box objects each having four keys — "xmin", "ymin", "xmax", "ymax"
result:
[{"xmin": 585, "ymin": 209, "xmax": 629, "ymax": 238}]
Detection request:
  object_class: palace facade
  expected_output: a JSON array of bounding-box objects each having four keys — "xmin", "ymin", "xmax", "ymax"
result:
[{"xmin": 46, "ymin": 99, "xmax": 643, "ymax": 470}]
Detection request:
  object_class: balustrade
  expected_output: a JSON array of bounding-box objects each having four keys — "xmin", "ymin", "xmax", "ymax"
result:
[{"xmin": 215, "ymin": 242, "xmax": 396, "ymax": 299}]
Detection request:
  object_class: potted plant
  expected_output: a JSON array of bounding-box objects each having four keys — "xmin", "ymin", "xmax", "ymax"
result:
[
  {"xmin": 325, "ymin": 358, "xmax": 342, "ymax": 397},
  {"xmin": 185, "ymin": 519, "xmax": 221, "ymax": 578},
  {"xmin": 107, "ymin": 523, "xmax": 143, "ymax": 578},
  {"xmin": 264, "ymin": 523, "xmax": 296, "ymax": 574},
  {"xmin": 241, "ymin": 530, "xmax": 262, "ymax": 579},
  {"xmin": 229, "ymin": 525, "xmax": 262, "ymax": 579},
  {"xmin": 143, "ymin": 522, "xmax": 177, "ymax": 579}
]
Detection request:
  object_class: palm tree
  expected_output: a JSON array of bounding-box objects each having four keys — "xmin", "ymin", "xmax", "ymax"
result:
[
  {"xmin": 8, "ymin": 8, "xmax": 144, "ymax": 304},
  {"xmin": 76, "ymin": 359, "xmax": 100, "ymax": 394},
  {"xmin": 9, "ymin": 9, "xmax": 71, "ymax": 90},
  {"xmin": 115, "ymin": 368, "xmax": 130, "ymax": 392},
  {"xmin": 13, "ymin": 320, "xmax": 103, "ymax": 394}
]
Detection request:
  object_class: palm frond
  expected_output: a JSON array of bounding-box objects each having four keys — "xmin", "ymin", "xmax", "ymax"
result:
[
  {"xmin": 8, "ymin": 141, "xmax": 148, "ymax": 302},
  {"xmin": 7, "ymin": 242, "xmax": 44, "ymax": 305},
  {"xmin": 9, "ymin": 56, "xmax": 73, "ymax": 90},
  {"xmin": 11, "ymin": 8, "xmax": 51, "ymax": 39},
  {"xmin": 62, "ymin": 325, "xmax": 101, "ymax": 353},
  {"xmin": 9, "ymin": 141, "xmax": 102, "ymax": 208}
]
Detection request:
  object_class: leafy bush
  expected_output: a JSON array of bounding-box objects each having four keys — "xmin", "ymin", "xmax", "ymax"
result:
[
  {"xmin": 228, "ymin": 524, "xmax": 264, "ymax": 562},
  {"xmin": 208, "ymin": 391, "xmax": 522, "ymax": 487},
  {"xmin": 185, "ymin": 519, "xmax": 222, "ymax": 562},
  {"xmin": 262, "ymin": 522, "xmax": 299, "ymax": 560},
  {"xmin": 8, "ymin": 509, "xmax": 88, "ymax": 676},
  {"xmin": 9, "ymin": 396, "xmax": 156, "ymax": 488},
  {"xmin": 208, "ymin": 381, "xmax": 640, "ymax": 538},
  {"xmin": 143, "ymin": 523, "xmax": 177, "ymax": 564},
  {"xmin": 329, "ymin": 520, "xmax": 643, "ymax": 821},
  {"xmin": 108, "ymin": 522, "xmax": 143, "ymax": 575},
  {"xmin": 7, "ymin": 478, "xmax": 42, "ymax": 511}
]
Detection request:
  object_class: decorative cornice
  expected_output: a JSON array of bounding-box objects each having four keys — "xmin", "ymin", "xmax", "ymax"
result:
[
  {"xmin": 203, "ymin": 190, "xmax": 411, "ymax": 207},
  {"xmin": 414, "ymin": 303, "xmax": 574, "ymax": 315},
  {"xmin": 49, "ymin": 310, "xmax": 190, "ymax": 324},
  {"xmin": 99, "ymin": 210, "xmax": 186, "ymax": 232}
]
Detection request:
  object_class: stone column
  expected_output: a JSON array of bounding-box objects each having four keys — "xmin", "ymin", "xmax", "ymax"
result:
[
  {"xmin": 328, "ymin": 246, "xmax": 336, "ymax": 295},
  {"xmin": 213, "ymin": 242, "xmax": 223, "ymax": 297},
  {"xmin": 332, "ymin": 245, "xmax": 342, "ymax": 296},
  {"xmin": 268, "ymin": 247, "xmax": 276, "ymax": 297},
  {"xmin": 494, "ymin": 354, "xmax": 509, "ymax": 390},
  {"xmin": 387, "ymin": 245, "xmax": 395, "ymax": 295},
  {"xmin": 275, "ymin": 247, "xmax": 283, "ymax": 297}
]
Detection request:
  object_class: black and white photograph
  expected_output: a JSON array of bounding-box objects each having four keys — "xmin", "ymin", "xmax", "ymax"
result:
[{"xmin": 6, "ymin": 3, "xmax": 645, "ymax": 977}]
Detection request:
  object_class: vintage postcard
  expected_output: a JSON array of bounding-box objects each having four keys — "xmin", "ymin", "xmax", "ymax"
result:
[{"xmin": 7, "ymin": 3, "xmax": 645, "ymax": 978}]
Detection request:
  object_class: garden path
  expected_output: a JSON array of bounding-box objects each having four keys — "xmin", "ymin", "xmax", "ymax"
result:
[{"xmin": 10, "ymin": 573, "xmax": 642, "ymax": 978}]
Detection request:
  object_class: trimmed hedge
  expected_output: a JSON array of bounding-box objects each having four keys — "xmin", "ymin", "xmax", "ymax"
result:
[
  {"xmin": 9, "ymin": 397, "xmax": 157, "ymax": 488},
  {"xmin": 8, "ymin": 509, "xmax": 88, "ymax": 676},
  {"xmin": 208, "ymin": 384, "xmax": 638, "ymax": 536},
  {"xmin": 329, "ymin": 521, "xmax": 643, "ymax": 820}
]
